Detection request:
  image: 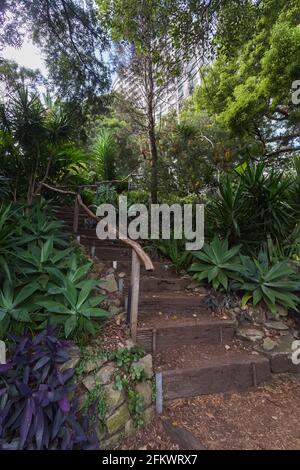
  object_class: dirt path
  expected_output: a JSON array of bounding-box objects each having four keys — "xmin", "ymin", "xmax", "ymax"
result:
[{"xmin": 120, "ymin": 374, "xmax": 300, "ymax": 450}]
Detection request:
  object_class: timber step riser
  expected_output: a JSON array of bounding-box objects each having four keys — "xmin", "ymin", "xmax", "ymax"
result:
[
  {"xmin": 139, "ymin": 298, "xmax": 208, "ymax": 314},
  {"xmin": 160, "ymin": 357, "xmax": 271, "ymax": 400},
  {"xmin": 137, "ymin": 321, "xmax": 235, "ymax": 353}
]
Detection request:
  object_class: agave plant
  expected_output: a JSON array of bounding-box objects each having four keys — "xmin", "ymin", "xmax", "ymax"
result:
[
  {"xmin": 0, "ymin": 279, "xmax": 40, "ymax": 338},
  {"xmin": 0, "ymin": 327, "xmax": 98, "ymax": 450},
  {"xmin": 15, "ymin": 237, "xmax": 72, "ymax": 278},
  {"xmin": 37, "ymin": 275, "xmax": 110, "ymax": 338},
  {"xmin": 238, "ymin": 254, "xmax": 300, "ymax": 314},
  {"xmin": 20, "ymin": 201, "xmax": 68, "ymax": 247},
  {"xmin": 189, "ymin": 237, "xmax": 242, "ymax": 290}
]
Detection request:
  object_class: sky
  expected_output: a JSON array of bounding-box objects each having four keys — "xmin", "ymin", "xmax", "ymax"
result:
[{"xmin": 2, "ymin": 39, "xmax": 47, "ymax": 76}]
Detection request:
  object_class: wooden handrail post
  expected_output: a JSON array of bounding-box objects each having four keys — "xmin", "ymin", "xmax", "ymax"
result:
[
  {"xmin": 130, "ymin": 250, "xmax": 141, "ymax": 342},
  {"xmin": 73, "ymin": 194, "xmax": 79, "ymax": 233}
]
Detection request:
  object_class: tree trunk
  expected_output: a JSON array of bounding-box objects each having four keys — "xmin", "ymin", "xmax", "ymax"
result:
[{"xmin": 146, "ymin": 57, "xmax": 158, "ymax": 204}]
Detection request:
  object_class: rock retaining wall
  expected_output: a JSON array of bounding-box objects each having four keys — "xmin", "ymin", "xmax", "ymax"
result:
[{"xmin": 69, "ymin": 348, "xmax": 155, "ymax": 449}]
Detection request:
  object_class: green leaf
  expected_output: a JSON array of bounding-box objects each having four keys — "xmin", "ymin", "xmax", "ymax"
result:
[
  {"xmin": 65, "ymin": 315, "xmax": 77, "ymax": 337},
  {"xmin": 242, "ymin": 292, "xmax": 252, "ymax": 307},
  {"xmin": 253, "ymin": 288, "xmax": 263, "ymax": 306}
]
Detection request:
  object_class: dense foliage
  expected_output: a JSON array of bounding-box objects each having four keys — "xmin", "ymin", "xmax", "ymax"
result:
[
  {"xmin": 0, "ymin": 327, "xmax": 98, "ymax": 450},
  {"xmin": 0, "ymin": 201, "xmax": 110, "ymax": 340}
]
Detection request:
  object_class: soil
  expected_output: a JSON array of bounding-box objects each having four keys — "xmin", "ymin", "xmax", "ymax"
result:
[
  {"xmin": 118, "ymin": 419, "xmax": 179, "ymax": 450},
  {"xmin": 154, "ymin": 339, "xmax": 255, "ymax": 371},
  {"xmin": 119, "ymin": 374, "xmax": 300, "ymax": 450},
  {"xmin": 138, "ymin": 308, "xmax": 226, "ymax": 328}
]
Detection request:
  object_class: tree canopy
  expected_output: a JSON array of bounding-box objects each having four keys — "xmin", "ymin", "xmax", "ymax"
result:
[{"xmin": 195, "ymin": 0, "xmax": 300, "ymax": 160}]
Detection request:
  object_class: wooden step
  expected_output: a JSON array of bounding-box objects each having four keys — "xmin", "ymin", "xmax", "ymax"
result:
[
  {"xmin": 160, "ymin": 355, "xmax": 271, "ymax": 400},
  {"xmin": 137, "ymin": 320, "xmax": 236, "ymax": 353},
  {"xmin": 139, "ymin": 291, "xmax": 208, "ymax": 314},
  {"xmin": 140, "ymin": 276, "xmax": 190, "ymax": 292}
]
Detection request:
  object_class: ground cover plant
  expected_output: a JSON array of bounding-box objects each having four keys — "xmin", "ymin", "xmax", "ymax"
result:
[{"xmin": 0, "ymin": 326, "xmax": 98, "ymax": 450}]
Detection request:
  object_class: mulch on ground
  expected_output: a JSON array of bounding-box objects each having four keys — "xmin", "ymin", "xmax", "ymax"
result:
[
  {"xmin": 119, "ymin": 374, "xmax": 300, "ymax": 450},
  {"xmin": 166, "ymin": 374, "xmax": 300, "ymax": 450},
  {"xmin": 118, "ymin": 419, "xmax": 179, "ymax": 450}
]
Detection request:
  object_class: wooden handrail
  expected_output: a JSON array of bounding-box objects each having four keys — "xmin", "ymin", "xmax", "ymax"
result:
[
  {"xmin": 41, "ymin": 182, "xmax": 153, "ymax": 341},
  {"xmin": 41, "ymin": 183, "xmax": 154, "ymax": 271},
  {"xmin": 76, "ymin": 194, "xmax": 154, "ymax": 271}
]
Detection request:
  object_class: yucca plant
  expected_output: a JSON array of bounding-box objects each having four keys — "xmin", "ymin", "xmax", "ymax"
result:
[
  {"xmin": 189, "ymin": 237, "xmax": 242, "ymax": 290},
  {"xmin": 155, "ymin": 237, "xmax": 193, "ymax": 272},
  {"xmin": 237, "ymin": 254, "xmax": 300, "ymax": 314},
  {"xmin": 206, "ymin": 177, "xmax": 246, "ymax": 244}
]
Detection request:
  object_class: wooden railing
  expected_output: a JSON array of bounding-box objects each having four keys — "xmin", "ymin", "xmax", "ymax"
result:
[{"xmin": 41, "ymin": 183, "xmax": 154, "ymax": 341}]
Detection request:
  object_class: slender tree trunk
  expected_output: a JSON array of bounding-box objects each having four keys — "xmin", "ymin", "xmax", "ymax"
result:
[{"xmin": 146, "ymin": 57, "xmax": 158, "ymax": 204}]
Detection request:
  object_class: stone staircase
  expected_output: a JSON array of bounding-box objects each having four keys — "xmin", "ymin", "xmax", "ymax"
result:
[{"xmin": 55, "ymin": 206, "xmax": 298, "ymax": 407}]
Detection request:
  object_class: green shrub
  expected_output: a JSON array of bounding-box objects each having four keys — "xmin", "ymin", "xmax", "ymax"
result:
[
  {"xmin": 189, "ymin": 237, "xmax": 242, "ymax": 290},
  {"xmin": 0, "ymin": 202, "xmax": 110, "ymax": 340},
  {"xmin": 206, "ymin": 163, "xmax": 296, "ymax": 253},
  {"xmin": 155, "ymin": 238, "xmax": 193, "ymax": 272},
  {"xmin": 236, "ymin": 254, "xmax": 300, "ymax": 314}
]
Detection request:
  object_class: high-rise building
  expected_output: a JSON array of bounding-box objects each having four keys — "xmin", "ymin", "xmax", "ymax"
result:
[{"xmin": 112, "ymin": 55, "xmax": 201, "ymax": 120}]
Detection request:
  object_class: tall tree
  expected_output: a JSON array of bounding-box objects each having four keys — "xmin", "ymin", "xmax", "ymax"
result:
[
  {"xmin": 0, "ymin": 0, "xmax": 110, "ymax": 104},
  {"xmin": 97, "ymin": 0, "xmax": 220, "ymax": 203},
  {"xmin": 196, "ymin": 0, "xmax": 300, "ymax": 161}
]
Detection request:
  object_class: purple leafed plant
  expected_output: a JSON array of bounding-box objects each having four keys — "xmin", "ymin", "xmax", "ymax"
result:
[{"xmin": 0, "ymin": 326, "xmax": 98, "ymax": 450}]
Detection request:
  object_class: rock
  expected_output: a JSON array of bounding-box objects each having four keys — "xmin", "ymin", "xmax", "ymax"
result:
[
  {"xmin": 112, "ymin": 298, "xmax": 122, "ymax": 307},
  {"xmin": 265, "ymin": 321, "xmax": 289, "ymax": 331},
  {"xmin": 85, "ymin": 357, "xmax": 106, "ymax": 374},
  {"xmin": 224, "ymin": 344, "xmax": 231, "ymax": 351},
  {"xmin": 59, "ymin": 356, "xmax": 81, "ymax": 372},
  {"xmin": 82, "ymin": 375, "xmax": 96, "ymax": 391},
  {"xmin": 144, "ymin": 406, "xmax": 155, "ymax": 424},
  {"xmin": 135, "ymin": 382, "xmax": 153, "ymax": 408},
  {"xmin": 266, "ymin": 310, "xmax": 280, "ymax": 321},
  {"xmin": 97, "ymin": 363, "xmax": 115, "ymax": 385},
  {"xmin": 187, "ymin": 281, "xmax": 200, "ymax": 290},
  {"xmin": 263, "ymin": 337, "xmax": 277, "ymax": 352},
  {"xmin": 106, "ymin": 403, "xmax": 130, "ymax": 435},
  {"xmin": 293, "ymin": 330, "xmax": 300, "ymax": 340},
  {"xmin": 0, "ymin": 341, "xmax": 6, "ymax": 364},
  {"xmin": 115, "ymin": 312, "xmax": 126, "ymax": 325},
  {"xmin": 102, "ymin": 274, "xmax": 118, "ymax": 293},
  {"xmin": 124, "ymin": 419, "xmax": 135, "ymax": 437},
  {"xmin": 82, "ymin": 363, "xmax": 115, "ymax": 390},
  {"xmin": 104, "ymin": 383, "xmax": 125, "ymax": 413},
  {"xmin": 133, "ymin": 354, "xmax": 153, "ymax": 377},
  {"xmin": 108, "ymin": 305, "xmax": 123, "ymax": 315},
  {"xmin": 234, "ymin": 307, "xmax": 241, "ymax": 314},
  {"xmin": 93, "ymin": 261, "xmax": 105, "ymax": 273},
  {"xmin": 102, "ymin": 432, "xmax": 122, "ymax": 450},
  {"xmin": 237, "ymin": 327, "xmax": 264, "ymax": 342},
  {"xmin": 237, "ymin": 310, "xmax": 253, "ymax": 324},
  {"xmin": 87, "ymin": 272, "xmax": 98, "ymax": 280},
  {"xmin": 278, "ymin": 306, "xmax": 288, "ymax": 317},
  {"xmin": 125, "ymin": 339, "xmax": 135, "ymax": 349},
  {"xmin": 251, "ymin": 309, "xmax": 266, "ymax": 324}
]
